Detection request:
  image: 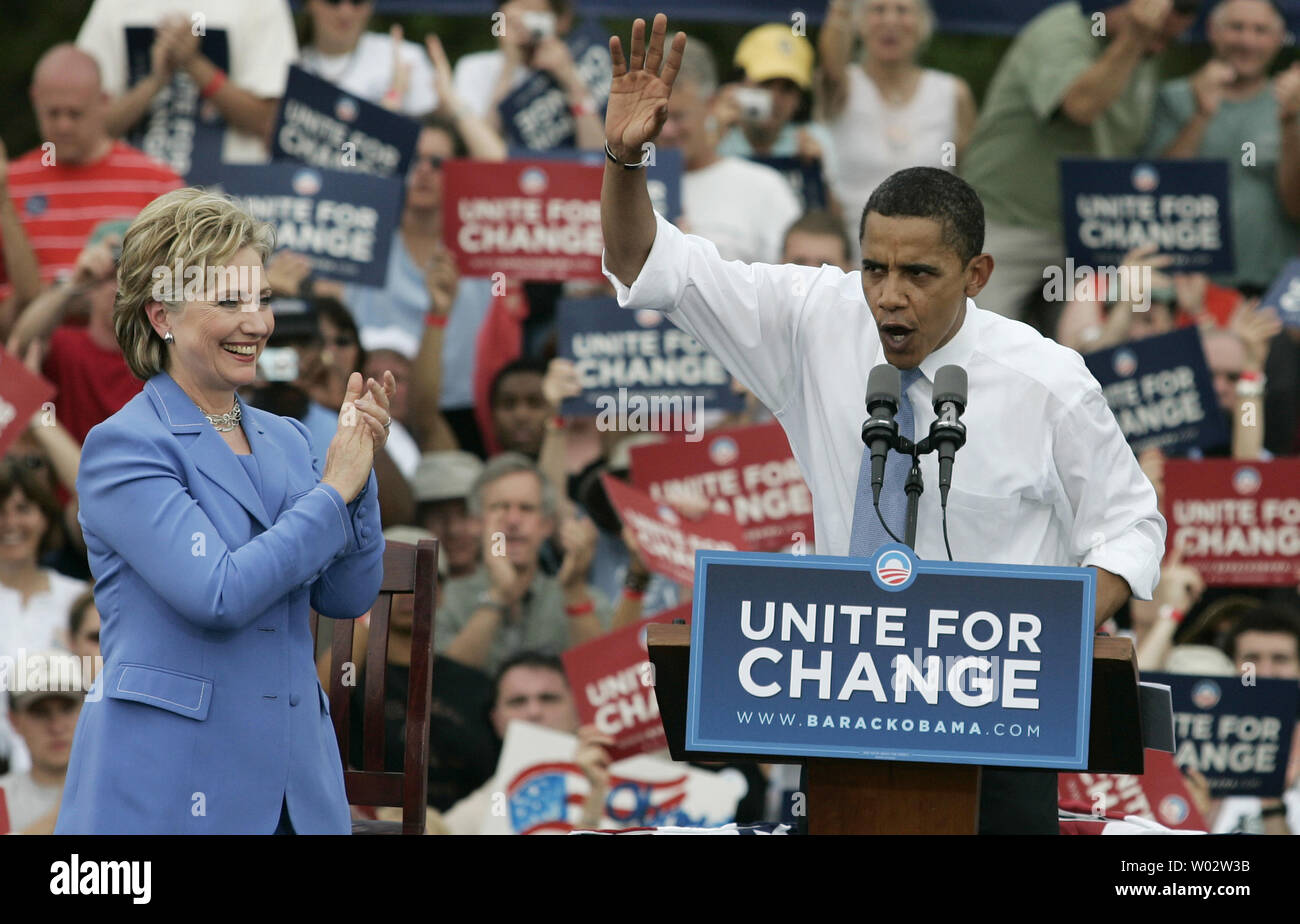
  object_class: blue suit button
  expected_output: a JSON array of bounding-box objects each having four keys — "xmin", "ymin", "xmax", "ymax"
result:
[
  {"xmin": 357, "ymin": 506, "xmax": 366, "ymax": 519},
  {"xmin": 361, "ymin": 527, "xmax": 371, "ymax": 540},
  {"xmin": 290, "ymin": 693, "xmax": 301, "ymax": 707}
]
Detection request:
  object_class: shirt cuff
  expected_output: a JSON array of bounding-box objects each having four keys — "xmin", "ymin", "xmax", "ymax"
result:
[
  {"xmin": 1083, "ymin": 526, "xmax": 1164, "ymax": 602},
  {"xmin": 600, "ymin": 212, "xmax": 686, "ymax": 311}
]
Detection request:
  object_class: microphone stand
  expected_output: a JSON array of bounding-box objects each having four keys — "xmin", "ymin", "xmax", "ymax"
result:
[{"xmin": 894, "ymin": 432, "xmax": 945, "ymax": 552}]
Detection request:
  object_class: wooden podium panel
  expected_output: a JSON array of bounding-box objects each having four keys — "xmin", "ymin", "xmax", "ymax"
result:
[{"xmin": 805, "ymin": 759, "xmax": 979, "ymax": 835}]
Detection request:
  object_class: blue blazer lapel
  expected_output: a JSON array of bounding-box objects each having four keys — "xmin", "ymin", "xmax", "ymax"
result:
[
  {"xmin": 242, "ymin": 404, "xmax": 287, "ymax": 521},
  {"xmin": 145, "ymin": 372, "xmax": 272, "ymax": 531}
]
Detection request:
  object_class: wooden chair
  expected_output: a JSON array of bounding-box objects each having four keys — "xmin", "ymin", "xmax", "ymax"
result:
[{"xmin": 312, "ymin": 538, "xmax": 438, "ymax": 835}]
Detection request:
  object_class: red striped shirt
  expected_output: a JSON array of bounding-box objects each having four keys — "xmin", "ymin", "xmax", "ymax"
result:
[{"xmin": 1, "ymin": 140, "xmax": 182, "ymax": 296}]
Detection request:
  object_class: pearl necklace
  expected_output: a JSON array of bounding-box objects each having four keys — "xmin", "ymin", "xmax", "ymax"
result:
[{"xmin": 204, "ymin": 401, "xmax": 242, "ymax": 433}]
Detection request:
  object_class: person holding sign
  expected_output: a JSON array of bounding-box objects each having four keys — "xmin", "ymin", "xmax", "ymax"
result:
[
  {"xmin": 55, "ymin": 189, "xmax": 393, "ymax": 834},
  {"xmin": 959, "ymin": 0, "xmax": 1199, "ymax": 324},
  {"xmin": 1145, "ymin": 0, "xmax": 1300, "ymax": 293},
  {"xmin": 599, "ymin": 16, "xmax": 1166, "ymax": 834},
  {"xmin": 1213, "ymin": 607, "xmax": 1300, "ymax": 833}
]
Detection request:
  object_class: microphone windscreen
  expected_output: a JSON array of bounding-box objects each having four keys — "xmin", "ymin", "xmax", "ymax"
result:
[
  {"xmin": 866, "ymin": 363, "xmax": 901, "ymax": 412},
  {"xmin": 932, "ymin": 365, "xmax": 967, "ymax": 410}
]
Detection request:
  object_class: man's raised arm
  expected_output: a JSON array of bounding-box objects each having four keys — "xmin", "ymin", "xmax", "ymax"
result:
[{"xmin": 601, "ymin": 15, "xmax": 686, "ymax": 287}]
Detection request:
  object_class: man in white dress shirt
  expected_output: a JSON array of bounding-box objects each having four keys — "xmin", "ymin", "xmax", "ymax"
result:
[{"xmin": 599, "ymin": 16, "xmax": 1167, "ymax": 834}]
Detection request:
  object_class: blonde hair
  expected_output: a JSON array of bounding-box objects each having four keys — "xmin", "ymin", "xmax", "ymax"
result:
[{"xmin": 114, "ymin": 188, "xmax": 275, "ymax": 381}]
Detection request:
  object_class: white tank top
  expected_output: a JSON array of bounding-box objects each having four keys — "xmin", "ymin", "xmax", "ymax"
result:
[{"xmin": 823, "ymin": 65, "xmax": 958, "ymax": 245}]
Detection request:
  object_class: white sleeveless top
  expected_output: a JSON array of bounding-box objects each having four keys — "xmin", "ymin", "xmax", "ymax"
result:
[{"xmin": 822, "ymin": 65, "xmax": 958, "ymax": 245}]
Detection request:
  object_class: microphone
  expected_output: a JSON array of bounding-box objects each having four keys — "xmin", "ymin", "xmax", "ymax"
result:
[
  {"xmin": 929, "ymin": 365, "xmax": 967, "ymax": 508},
  {"xmin": 861, "ymin": 364, "xmax": 901, "ymax": 505}
]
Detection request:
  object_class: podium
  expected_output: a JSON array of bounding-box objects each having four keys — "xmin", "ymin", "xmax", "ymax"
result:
[{"xmin": 648, "ymin": 624, "xmax": 1146, "ymax": 835}]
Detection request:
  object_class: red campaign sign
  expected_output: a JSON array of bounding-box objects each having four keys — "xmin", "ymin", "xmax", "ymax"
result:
[
  {"xmin": 441, "ymin": 159, "xmax": 604, "ymax": 282},
  {"xmin": 628, "ymin": 422, "xmax": 814, "ymax": 552},
  {"xmin": 601, "ymin": 474, "xmax": 750, "ymax": 586},
  {"xmin": 0, "ymin": 346, "xmax": 56, "ymax": 458},
  {"xmin": 1059, "ymin": 749, "xmax": 1207, "ymax": 831},
  {"xmin": 1164, "ymin": 458, "xmax": 1300, "ymax": 587},
  {"xmin": 562, "ymin": 604, "xmax": 691, "ymax": 762}
]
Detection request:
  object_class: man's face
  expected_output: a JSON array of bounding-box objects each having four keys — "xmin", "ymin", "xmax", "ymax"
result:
[
  {"xmin": 492, "ymin": 371, "xmax": 548, "ymax": 456},
  {"xmin": 12, "ymin": 696, "xmax": 81, "ymax": 775},
  {"xmin": 658, "ymin": 80, "xmax": 714, "ymax": 169},
  {"xmin": 1234, "ymin": 630, "xmax": 1300, "ymax": 680},
  {"xmin": 479, "ymin": 470, "xmax": 552, "ymax": 568},
  {"xmin": 406, "ymin": 127, "xmax": 454, "ymax": 212},
  {"xmin": 1203, "ymin": 331, "xmax": 1247, "ymax": 412},
  {"xmin": 31, "ymin": 73, "xmax": 107, "ymax": 165},
  {"xmin": 784, "ymin": 229, "xmax": 850, "ymax": 271},
  {"xmin": 420, "ymin": 497, "xmax": 481, "ymax": 575},
  {"xmin": 860, "ymin": 212, "xmax": 987, "ymax": 369},
  {"xmin": 1209, "ymin": 0, "xmax": 1284, "ymax": 79},
  {"xmin": 491, "ymin": 665, "xmax": 578, "ymax": 737}
]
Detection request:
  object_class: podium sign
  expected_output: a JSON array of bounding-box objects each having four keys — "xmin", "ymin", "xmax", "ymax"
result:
[{"xmin": 686, "ymin": 544, "xmax": 1096, "ymax": 769}]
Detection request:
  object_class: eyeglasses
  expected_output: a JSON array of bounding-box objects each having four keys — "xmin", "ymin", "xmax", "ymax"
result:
[{"xmin": 413, "ymin": 154, "xmax": 446, "ymax": 170}]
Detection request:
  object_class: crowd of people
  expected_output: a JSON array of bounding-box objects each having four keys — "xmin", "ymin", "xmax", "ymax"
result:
[{"xmin": 0, "ymin": 0, "xmax": 1298, "ymax": 834}]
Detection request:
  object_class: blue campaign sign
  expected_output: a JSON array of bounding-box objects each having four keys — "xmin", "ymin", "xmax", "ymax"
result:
[
  {"xmin": 557, "ymin": 296, "xmax": 744, "ymax": 419},
  {"xmin": 1060, "ymin": 159, "xmax": 1234, "ymax": 274},
  {"xmin": 749, "ymin": 156, "xmax": 828, "ymax": 212},
  {"xmin": 205, "ymin": 164, "xmax": 403, "ymax": 287},
  {"xmin": 496, "ymin": 21, "xmax": 612, "ymax": 152},
  {"xmin": 126, "ymin": 27, "xmax": 228, "ymax": 183},
  {"xmin": 1083, "ymin": 326, "xmax": 1229, "ymax": 455},
  {"xmin": 273, "ymin": 66, "xmax": 420, "ymax": 179},
  {"xmin": 686, "ymin": 544, "xmax": 1096, "ymax": 769},
  {"xmin": 1144, "ymin": 672, "xmax": 1299, "ymax": 798},
  {"xmin": 1259, "ymin": 257, "xmax": 1300, "ymax": 331}
]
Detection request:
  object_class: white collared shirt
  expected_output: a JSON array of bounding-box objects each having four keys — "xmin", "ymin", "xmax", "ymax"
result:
[{"xmin": 602, "ymin": 213, "xmax": 1166, "ymax": 599}]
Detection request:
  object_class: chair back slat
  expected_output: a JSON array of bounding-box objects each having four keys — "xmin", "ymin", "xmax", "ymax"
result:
[{"xmin": 329, "ymin": 539, "xmax": 439, "ymax": 835}]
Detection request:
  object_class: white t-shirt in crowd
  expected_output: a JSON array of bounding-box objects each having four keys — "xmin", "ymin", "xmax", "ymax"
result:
[
  {"xmin": 821, "ymin": 66, "xmax": 959, "ymax": 247},
  {"xmin": 0, "ymin": 770, "xmax": 63, "ymax": 833},
  {"xmin": 680, "ymin": 157, "xmax": 803, "ymax": 266},
  {"xmin": 451, "ymin": 49, "xmax": 531, "ymax": 120},
  {"xmin": 300, "ymin": 31, "xmax": 438, "ymax": 118},
  {"xmin": 0, "ymin": 570, "xmax": 87, "ymax": 775},
  {"xmin": 76, "ymin": 0, "xmax": 299, "ymax": 164}
]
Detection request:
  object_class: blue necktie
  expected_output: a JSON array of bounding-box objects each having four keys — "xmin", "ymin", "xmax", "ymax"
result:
[{"xmin": 850, "ymin": 368, "xmax": 923, "ymax": 556}]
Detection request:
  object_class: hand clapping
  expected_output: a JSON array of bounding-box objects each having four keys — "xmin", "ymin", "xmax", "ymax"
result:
[{"xmin": 321, "ymin": 371, "xmax": 396, "ymax": 503}]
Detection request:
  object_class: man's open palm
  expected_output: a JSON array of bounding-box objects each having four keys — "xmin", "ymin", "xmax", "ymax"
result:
[{"xmin": 606, "ymin": 14, "xmax": 687, "ymax": 158}]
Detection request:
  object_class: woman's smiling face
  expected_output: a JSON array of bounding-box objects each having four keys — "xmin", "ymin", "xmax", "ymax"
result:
[{"xmin": 154, "ymin": 246, "xmax": 275, "ymax": 404}]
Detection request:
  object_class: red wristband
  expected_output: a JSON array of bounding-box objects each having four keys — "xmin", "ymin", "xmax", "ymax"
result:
[
  {"xmin": 565, "ymin": 600, "xmax": 595, "ymax": 617},
  {"xmin": 200, "ymin": 68, "xmax": 228, "ymax": 99},
  {"xmin": 1159, "ymin": 604, "xmax": 1184, "ymax": 624},
  {"xmin": 426, "ymin": 313, "xmax": 449, "ymax": 328},
  {"xmin": 621, "ymin": 587, "xmax": 645, "ymax": 601}
]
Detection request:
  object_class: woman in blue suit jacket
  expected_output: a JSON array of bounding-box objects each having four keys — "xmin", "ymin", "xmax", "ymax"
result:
[{"xmin": 56, "ymin": 189, "xmax": 394, "ymax": 834}]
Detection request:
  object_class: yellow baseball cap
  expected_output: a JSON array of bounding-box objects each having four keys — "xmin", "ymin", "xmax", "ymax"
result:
[{"xmin": 734, "ymin": 24, "xmax": 815, "ymax": 90}]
